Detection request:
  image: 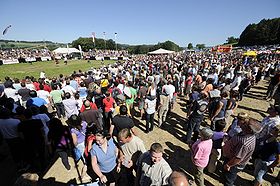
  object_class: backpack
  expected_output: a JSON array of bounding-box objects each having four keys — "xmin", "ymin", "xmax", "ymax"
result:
[{"xmin": 112, "ymin": 87, "xmax": 121, "ymax": 99}]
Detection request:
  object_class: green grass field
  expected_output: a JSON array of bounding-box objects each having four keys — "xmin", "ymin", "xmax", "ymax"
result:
[{"xmin": 0, "ymin": 60, "xmax": 116, "ymax": 82}]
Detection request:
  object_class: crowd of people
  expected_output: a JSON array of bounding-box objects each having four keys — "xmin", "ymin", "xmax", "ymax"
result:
[
  {"xmin": 1, "ymin": 49, "xmax": 280, "ymax": 186},
  {"xmin": 0, "ymin": 48, "xmax": 129, "ymax": 61},
  {"xmin": 85, "ymin": 49, "xmax": 129, "ymax": 58},
  {"xmin": 0, "ymin": 48, "xmax": 52, "ymax": 60}
]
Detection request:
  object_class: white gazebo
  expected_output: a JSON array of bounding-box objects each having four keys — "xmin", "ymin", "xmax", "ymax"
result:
[
  {"xmin": 53, "ymin": 47, "xmax": 81, "ymax": 55},
  {"xmin": 148, "ymin": 48, "xmax": 175, "ymax": 55}
]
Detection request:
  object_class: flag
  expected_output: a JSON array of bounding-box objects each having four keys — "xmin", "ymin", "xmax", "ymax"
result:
[
  {"xmin": 3, "ymin": 25, "xmax": 11, "ymax": 35},
  {"xmin": 92, "ymin": 32, "xmax": 95, "ymax": 43}
]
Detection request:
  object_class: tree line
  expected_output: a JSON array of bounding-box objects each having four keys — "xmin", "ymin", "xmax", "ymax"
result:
[{"xmin": 238, "ymin": 17, "xmax": 280, "ymax": 46}]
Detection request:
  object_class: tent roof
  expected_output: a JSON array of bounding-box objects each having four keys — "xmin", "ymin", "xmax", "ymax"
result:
[
  {"xmin": 243, "ymin": 50, "xmax": 257, "ymax": 56},
  {"xmin": 148, "ymin": 48, "xmax": 175, "ymax": 54},
  {"xmin": 53, "ymin": 47, "xmax": 80, "ymax": 54}
]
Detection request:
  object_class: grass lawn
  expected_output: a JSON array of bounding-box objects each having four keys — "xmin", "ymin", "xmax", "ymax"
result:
[{"xmin": 0, "ymin": 60, "xmax": 116, "ymax": 82}]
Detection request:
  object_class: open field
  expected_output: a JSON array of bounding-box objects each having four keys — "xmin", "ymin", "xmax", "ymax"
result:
[{"xmin": 0, "ymin": 60, "xmax": 115, "ymax": 81}]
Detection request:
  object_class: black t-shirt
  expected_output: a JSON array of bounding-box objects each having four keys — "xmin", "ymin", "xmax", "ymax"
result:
[
  {"xmin": 112, "ymin": 115, "xmax": 134, "ymax": 136},
  {"xmin": 18, "ymin": 119, "xmax": 44, "ymax": 146}
]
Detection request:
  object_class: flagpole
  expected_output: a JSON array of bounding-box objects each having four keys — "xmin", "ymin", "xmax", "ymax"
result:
[
  {"xmin": 115, "ymin": 32, "xmax": 117, "ymax": 50},
  {"xmin": 103, "ymin": 32, "xmax": 106, "ymax": 50}
]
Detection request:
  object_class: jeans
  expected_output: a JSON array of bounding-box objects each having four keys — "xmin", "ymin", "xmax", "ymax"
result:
[
  {"xmin": 223, "ymin": 159, "xmax": 241, "ymax": 186},
  {"xmin": 185, "ymin": 115, "xmax": 203, "ymax": 143},
  {"xmin": 253, "ymin": 158, "xmax": 273, "ymax": 183},
  {"xmin": 54, "ymin": 102, "xmax": 65, "ymax": 118},
  {"xmin": 146, "ymin": 113, "xmax": 155, "ymax": 132}
]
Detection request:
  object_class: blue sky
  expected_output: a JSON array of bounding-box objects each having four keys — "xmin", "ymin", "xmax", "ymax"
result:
[{"xmin": 0, "ymin": 0, "xmax": 279, "ymax": 46}]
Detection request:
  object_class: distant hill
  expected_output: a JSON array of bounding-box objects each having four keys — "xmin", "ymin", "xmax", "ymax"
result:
[
  {"xmin": 0, "ymin": 40, "xmax": 65, "ymax": 50},
  {"xmin": 238, "ymin": 17, "xmax": 280, "ymax": 46}
]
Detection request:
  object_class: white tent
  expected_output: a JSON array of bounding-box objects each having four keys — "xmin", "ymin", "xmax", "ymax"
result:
[
  {"xmin": 148, "ymin": 48, "xmax": 175, "ymax": 55},
  {"xmin": 53, "ymin": 47, "xmax": 81, "ymax": 54}
]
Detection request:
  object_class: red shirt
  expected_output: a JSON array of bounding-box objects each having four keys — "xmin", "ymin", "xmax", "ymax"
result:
[
  {"xmin": 80, "ymin": 102, "xmax": 98, "ymax": 112},
  {"xmin": 103, "ymin": 97, "xmax": 115, "ymax": 113}
]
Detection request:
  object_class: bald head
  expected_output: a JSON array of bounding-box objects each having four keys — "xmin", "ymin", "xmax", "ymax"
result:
[{"xmin": 169, "ymin": 171, "xmax": 188, "ymax": 186}]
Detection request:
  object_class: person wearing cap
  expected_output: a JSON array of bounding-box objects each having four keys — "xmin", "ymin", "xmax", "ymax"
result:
[
  {"xmin": 253, "ymin": 124, "xmax": 280, "ymax": 186},
  {"xmin": 222, "ymin": 118, "xmax": 261, "ymax": 186},
  {"xmin": 209, "ymin": 89, "xmax": 228, "ymax": 130},
  {"xmin": 227, "ymin": 112, "xmax": 248, "ymax": 138},
  {"xmin": 136, "ymin": 143, "xmax": 172, "ymax": 186},
  {"xmin": 190, "ymin": 127, "xmax": 213, "ymax": 186}
]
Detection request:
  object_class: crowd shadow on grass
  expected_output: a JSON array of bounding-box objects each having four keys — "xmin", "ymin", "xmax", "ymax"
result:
[
  {"xmin": 237, "ymin": 105, "xmax": 267, "ymax": 118},
  {"xmin": 164, "ymin": 142, "xmax": 193, "ymax": 178},
  {"xmin": 164, "ymin": 142, "xmax": 224, "ymax": 186},
  {"xmin": 244, "ymin": 92, "xmax": 266, "ymax": 100},
  {"xmin": 160, "ymin": 112, "xmax": 187, "ymax": 142},
  {"xmin": 248, "ymin": 90, "xmax": 267, "ymax": 96}
]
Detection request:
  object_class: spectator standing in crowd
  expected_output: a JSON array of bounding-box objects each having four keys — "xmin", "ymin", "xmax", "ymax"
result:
[
  {"xmin": 136, "ymin": 143, "xmax": 172, "ymax": 186},
  {"xmin": 91, "ymin": 130, "xmax": 122, "ymax": 186},
  {"xmin": 62, "ymin": 92, "xmax": 79, "ymax": 119},
  {"xmin": 110, "ymin": 105, "xmax": 136, "ymax": 137},
  {"xmin": 158, "ymin": 88, "xmax": 169, "ymax": 128},
  {"xmin": 18, "ymin": 82, "xmax": 31, "ymax": 107},
  {"xmin": 144, "ymin": 95, "xmax": 157, "ymax": 133},
  {"xmin": 168, "ymin": 171, "xmax": 189, "ymax": 186},
  {"xmin": 50, "ymin": 84, "xmax": 65, "ymax": 119},
  {"xmin": 117, "ymin": 128, "xmax": 146, "ymax": 185},
  {"xmin": 190, "ymin": 128, "xmax": 213, "ymax": 186},
  {"xmin": 223, "ymin": 118, "xmax": 261, "ymax": 186},
  {"xmin": 26, "ymin": 90, "xmax": 47, "ymax": 108}
]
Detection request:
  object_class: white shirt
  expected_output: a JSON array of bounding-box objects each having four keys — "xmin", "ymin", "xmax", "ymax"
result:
[
  {"xmin": 37, "ymin": 90, "xmax": 50, "ymax": 104},
  {"xmin": 145, "ymin": 98, "xmax": 156, "ymax": 114},
  {"xmin": 4, "ymin": 88, "xmax": 19, "ymax": 102},
  {"xmin": 231, "ymin": 76, "xmax": 242, "ymax": 91}
]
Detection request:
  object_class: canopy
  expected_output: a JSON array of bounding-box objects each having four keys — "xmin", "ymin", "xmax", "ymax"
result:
[
  {"xmin": 243, "ymin": 51, "xmax": 257, "ymax": 56},
  {"xmin": 53, "ymin": 47, "xmax": 80, "ymax": 54},
  {"xmin": 148, "ymin": 48, "xmax": 175, "ymax": 55}
]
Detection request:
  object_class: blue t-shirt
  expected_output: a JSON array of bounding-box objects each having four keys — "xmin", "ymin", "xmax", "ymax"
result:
[
  {"xmin": 90, "ymin": 138, "xmax": 117, "ymax": 173},
  {"xmin": 259, "ymin": 141, "xmax": 280, "ymax": 162},
  {"xmin": 26, "ymin": 97, "xmax": 47, "ymax": 108}
]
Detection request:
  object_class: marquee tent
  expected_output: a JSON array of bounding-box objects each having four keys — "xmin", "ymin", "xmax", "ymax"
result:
[
  {"xmin": 148, "ymin": 48, "xmax": 175, "ymax": 55},
  {"xmin": 53, "ymin": 47, "xmax": 81, "ymax": 54},
  {"xmin": 243, "ymin": 51, "xmax": 257, "ymax": 56}
]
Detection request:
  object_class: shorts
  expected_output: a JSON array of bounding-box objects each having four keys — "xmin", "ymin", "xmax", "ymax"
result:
[{"xmin": 102, "ymin": 165, "xmax": 120, "ymax": 184}]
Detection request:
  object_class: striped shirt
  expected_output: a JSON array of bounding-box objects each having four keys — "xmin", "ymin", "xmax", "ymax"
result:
[{"xmin": 223, "ymin": 133, "xmax": 256, "ymax": 166}]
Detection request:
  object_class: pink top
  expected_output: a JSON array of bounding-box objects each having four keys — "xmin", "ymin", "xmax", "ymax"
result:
[{"xmin": 192, "ymin": 139, "xmax": 213, "ymax": 168}]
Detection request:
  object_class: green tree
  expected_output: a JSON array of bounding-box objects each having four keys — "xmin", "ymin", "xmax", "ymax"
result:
[
  {"xmin": 226, "ymin": 36, "xmax": 239, "ymax": 44},
  {"xmin": 196, "ymin": 44, "xmax": 205, "ymax": 50},
  {"xmin": 187, "ymin": 43, "xmax": 193, "ymax": 49}
]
